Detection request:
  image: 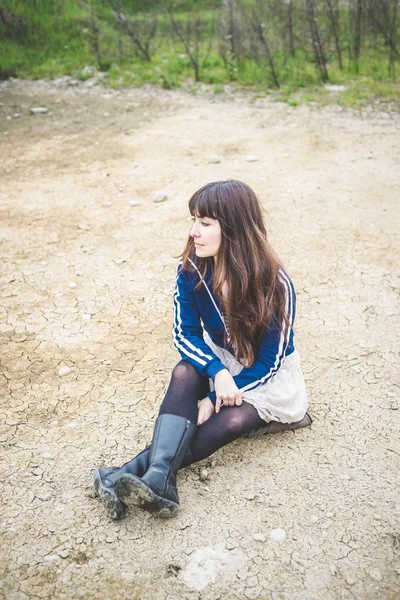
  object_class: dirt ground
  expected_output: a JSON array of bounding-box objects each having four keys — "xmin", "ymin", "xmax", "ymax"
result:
[{"xmin": 0, "ymin": 78, "xmax": 399, "ymax": 600}]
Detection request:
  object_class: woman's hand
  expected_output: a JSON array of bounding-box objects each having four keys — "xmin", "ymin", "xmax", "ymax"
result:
[
  {"xmin": 214, "ymin": 369, "xmax": 243, "ymax": 413},
  {"xmin": 197, "ymin": 397, "xmax": 215, "ymax": 425}
]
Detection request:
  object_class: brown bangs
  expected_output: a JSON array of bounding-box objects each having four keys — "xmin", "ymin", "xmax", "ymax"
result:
[{"xmin": 188, "ymin": 182, "xmax": 222, "ymax": 220}]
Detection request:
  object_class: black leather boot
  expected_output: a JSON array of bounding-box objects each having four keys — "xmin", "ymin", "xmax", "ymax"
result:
[
  {"xmin": 93, "ymin": 444, "xmax": 194, "ymax": 520},
  {"xmin": 92, "ymin": 447, "xmax": 150, "ymax": 520},
  {"xmin": 115, "ymin": 414, "xmax": 197, "ymax": 518}
]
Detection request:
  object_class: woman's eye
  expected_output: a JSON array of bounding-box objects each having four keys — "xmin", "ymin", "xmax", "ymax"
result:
[{"xmin": 201, "ymin": 221, "xmax": 210, "ymax": 227}]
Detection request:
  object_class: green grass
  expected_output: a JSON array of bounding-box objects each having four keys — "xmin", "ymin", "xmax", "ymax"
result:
[{"xmin": 1, "ymin": 2, "xmax": 399, "ymax": 109}]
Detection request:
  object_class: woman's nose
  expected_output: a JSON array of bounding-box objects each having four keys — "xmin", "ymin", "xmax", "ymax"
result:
[{"xmin": 190, "ymin": 223, "xmax": 200, "ymax": 238}]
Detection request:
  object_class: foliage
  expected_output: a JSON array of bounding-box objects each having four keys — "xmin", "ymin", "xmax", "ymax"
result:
[{"xmin": 0, "ymin": 0, "xmax": 399, "ymax": 107}]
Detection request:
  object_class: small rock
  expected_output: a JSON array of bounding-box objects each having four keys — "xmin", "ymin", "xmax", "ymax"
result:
[
  {"xmin": 58, "ymin": 549, "xmax": 69, "ymax": 559},
  {"xmin": 103, "ymin": 112, "xmax": 110, "ymax": 117},
  {"xmin": 199, "ymin": 469, "xmax": 208, "ymax": 481},
  {"xmin": 152, "ymin": 190, "xmax": 168, "ymax": 203},
  {"xmin": 326, "ymin": 512, "xmax": 335, "ymax": 518},
  {"xmin": 128, "ymin": 200, "xmax": 140, "ymax": 207},
  {"xmin": 114, "ymin": 257, "xmax": 127, "ymax": 264},
  {"xmin": 58, "ymin": 367, "xmax": 71, "ymax": 377},
  {"xmin": 44, "ymin": 554, "xmax": 60, "ymax": 562},
  {"xmin": 366, "ymin": 567, "xmax": 383, "ymax": 581},
  {"xmin": 324, "ymin": 84, "xmax": 347, "ymax": 92},
  {"xmin": 310, "ymin": 514, "xmax": 319, "ymax": 523},
  {"xmin": 345, "ymin": 574, "xmax": 357, "ymax": 586},
  {"xmin": 75, "ymin": 271, "xmax": 83, "ymax": 276},
  {"xmin": 245, "ymin": 493, "xmax": 255, "ymax": 501},
  {"xmin": 102, "ymin": 200, "xmax": 112, "ymax": 207},
  {"xmin": 246, "ymin": 155, "xmax": 259, "ymax": 162},
  {"xmin": 13, "ymin": 113, "xmax": 20, "ymax": 118},
  {"xmin": 30, "ymin": 107, "xmax": 48, "ymax": 115},
  {"xmin": 120, "ymin": 572, "xmax": 135, "ymax": 581},
  {"xmin": 253, "ymin": 533, "xmax": 266, "ymax": 542},
  {"xmin": 269, "ymin": 528, "xmax": 286, "ymax": 542},
  {"xmin": 82, "ymin": 313, "xmax": 92, "ymax": 321},
  {"xmin": 41, "ymin": 453, "xmax": 54, "ymax": 460},
  {"xmin": 68, "ymin": 282, "xmax": 76, "ymax": 289},
  {"xmin": 102, "ymin": 360, "xmax": 111, "ymax": 365},
  {"xmin": 208, "ymin": 154, "xmax": 221, "ymax": 164},
  {"xmin": 330, "ymin": 564, "xmax": 338, "ymax": 575}
]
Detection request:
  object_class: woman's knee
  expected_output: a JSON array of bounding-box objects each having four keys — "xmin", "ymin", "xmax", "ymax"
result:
[
  {"xmin": 223, "ymin": 409, "xmax": 249, "ymax": 437},
  {"xmin": 171, "ymin": 361, "xmax": 201, "ymax": 385}
]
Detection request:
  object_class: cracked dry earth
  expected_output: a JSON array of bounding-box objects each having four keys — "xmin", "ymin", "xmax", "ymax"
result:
[{"xmin": 1, "ymin": 79, "xmax": 399, "ymax": 600}]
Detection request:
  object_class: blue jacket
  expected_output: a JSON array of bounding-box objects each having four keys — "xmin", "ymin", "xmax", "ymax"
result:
[{"xmin": 173, "ymin": 258, "xmax": 296, "ymax": 405}]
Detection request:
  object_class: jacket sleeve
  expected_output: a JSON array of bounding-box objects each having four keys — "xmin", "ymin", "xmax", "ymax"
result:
[
  {"xmin": 173, "ymin": 265, "xmax": 227, "ymax": 381},
  {"xmin": 207, "ymin": 270, "xmax": 296, "ymax": 404}
]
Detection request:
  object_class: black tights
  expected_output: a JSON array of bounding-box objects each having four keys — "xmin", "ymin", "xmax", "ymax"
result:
[{"xmin": 159, "ymin": 361, "xmax": 266, "ymax": 463}]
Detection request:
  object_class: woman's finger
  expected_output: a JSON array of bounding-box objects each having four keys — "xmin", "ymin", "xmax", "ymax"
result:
[
  {"xmin": 235, "ymin": 395, "xmax": 243, "ymax": 406},
  {"xmin": 228, "ymin": 397, "xmax": 235, "ymax": 406}
]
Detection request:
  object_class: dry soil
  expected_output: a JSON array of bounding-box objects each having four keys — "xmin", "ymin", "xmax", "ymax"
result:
[{"xmin": 0, "ymin": 78, "xmax": 399, "ymax": 600}]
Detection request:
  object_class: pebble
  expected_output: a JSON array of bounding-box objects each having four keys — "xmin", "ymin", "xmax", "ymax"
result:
[
  {"xmin": 199, "ymin": 469, "xmax": 208, "ymax": 481},
  {"xmin": 114, "ymin": 257, "xmax": 127, "ymax": 264},
  {"xmin": 153, "ymin": 191, "xmax": 168, "ymax": 203},
  {"xmin": 253, "ymin": 533, "xmax": 266, "ymax": 542},
  {"xmin": 345, "ymin": 574, "xmax": 356, "ymax": 586},
  {"xmin": 324, "ymin": 84, "xmax": 347, "ymax": 92},
  {"xmin": 58, "ymin": 367, "xmax": 71, "ymax": 377},
  {"xmin": 330, "ymin": 564, "xmax": 338, "ymax": 575},
  {"xmin": 120, "ymin": 572, "xmax": 135, "ymax": 581},
  {"xmin": 269, "ymin": 528, "xmax": 286, "ymax": 542},
  {"xmin": 102, "ymin": 200, "xmax": 112, "ymax": 207},
  {"xmin": 82, "ymin": 313, "xmax": 92, "ymax": 320},
  {"xmin": 366, "ymin": 567, "xmax": 383, "ymax": 581},
  {"xmin": 245, "ymin": 493, "xmax": 255, "ymax": 501},
  {"xmin": 41, "ymin": 452, "xmax": 55, "ymax": 460},
  {"xmin": 76, "ymin": 271, "xmax": 83, "ymax": 277},
  {"xmin": 44, "ymin": 554, "xmax": 60, "ymax": 562},
  {"xmin": 128, "ymin": 200, "xmax": 140, "ymax": 207},
  {"xmin": 208, "ymin": 154, "xmax": 222, "ymax": 164},
  {"xmin": 68, "ymin": 282, "xmax": 76, "ymax": 288},
  {"xmin": 310, "ymin": 514, "xmax": 319, "ymax": 523},
  {"xmin": 30, "ymin": 107, "xmax": 48, "ymax": 115},
  {"xmin": 58, "ymin": 549, "xmax": 69, "ymax": 559},
  {"xmin": 246, "ymin": 155, "xmax": 259, "ymax": 162}
]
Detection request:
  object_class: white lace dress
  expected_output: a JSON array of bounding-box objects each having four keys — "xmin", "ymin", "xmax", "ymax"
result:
[{"xmin": 205, "ymin": 331, "xmax": 308, "ymax": 424}]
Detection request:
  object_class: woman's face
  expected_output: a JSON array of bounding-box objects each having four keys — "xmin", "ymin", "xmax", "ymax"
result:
[{"xmin": 190, "ymin": 214, "xmax": 222, "ymax": 259}]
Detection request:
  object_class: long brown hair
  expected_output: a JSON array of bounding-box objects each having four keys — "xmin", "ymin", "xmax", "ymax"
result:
[{"xmin": 181, "ymin": 180, "xmax": 289, "ymax": 367}]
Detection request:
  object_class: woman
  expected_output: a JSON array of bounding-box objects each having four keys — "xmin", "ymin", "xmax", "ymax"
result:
[{"xmin": 93, "ymin": 180, "xmax": 310, "ymax": 520}]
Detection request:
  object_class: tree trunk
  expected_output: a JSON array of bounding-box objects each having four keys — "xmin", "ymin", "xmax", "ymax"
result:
[
  {"xmin": 327, "ymin": 0, "xmax": 343, "ymax": 69},
  {"xmin": 306, "ymin": 0, "xmax": 329, "ymax": 82}
]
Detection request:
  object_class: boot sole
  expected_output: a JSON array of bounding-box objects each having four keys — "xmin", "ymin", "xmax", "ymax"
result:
[
  {"xmin": 92, "ymin": 469, "xmax": 126, "ymax": 520},
  {"xmin": 115, "ymin": 474, "xmax": 179, "ymax": 518}
]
